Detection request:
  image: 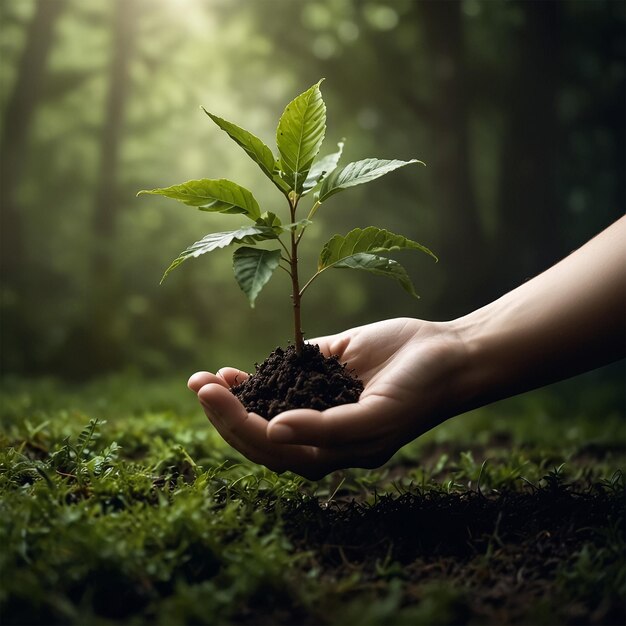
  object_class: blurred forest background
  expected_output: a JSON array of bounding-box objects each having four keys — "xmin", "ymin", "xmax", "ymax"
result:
[{"xmin": 0, "ymin": 0, "xmax": 624, "ymax": 389}]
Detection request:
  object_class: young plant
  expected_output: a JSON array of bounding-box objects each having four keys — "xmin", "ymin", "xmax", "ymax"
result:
[{"xmin": 139, "ymin": 79, "xmax": 436, "ymax": 356}]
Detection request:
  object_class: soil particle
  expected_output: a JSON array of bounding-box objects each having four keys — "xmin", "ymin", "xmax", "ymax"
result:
[{"xmin": 231, "ymin": 343, "xmax": 363, "ymax": 420}]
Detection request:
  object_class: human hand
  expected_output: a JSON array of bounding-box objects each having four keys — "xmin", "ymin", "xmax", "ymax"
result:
[
  {"xmin": 191, "ymin": 218, "xmax": 626, "ymax": 480},
  {"xmin": 188, "ymin": 317, "xmax": 466, "ymax": 480}
]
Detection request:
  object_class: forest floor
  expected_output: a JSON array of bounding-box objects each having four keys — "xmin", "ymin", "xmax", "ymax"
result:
[{"xmin": 1, "ymin": 373, "xmax": 624, "ymax": 626}]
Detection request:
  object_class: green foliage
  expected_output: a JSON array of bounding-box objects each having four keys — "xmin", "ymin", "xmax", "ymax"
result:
[
  {"xmin": 137, "ymin": 179, "xmax": 262, "ymax": 219},
  {"xmin": 319, "ymin": 227, "xmax": 437, "ymax": 269},
  {"xmin": 276, "ymin": 79, "xmax": 327, "ymax": 194},
  {"xmin": 329, "ymin": 253, "xmax": 421, "ymax": 297},
  {"xmin": 201, "ymin": 108, "xmax": 290, "ymax": 194},
  {"xmin": 233, "ymin": 247, "xmax": 282, "ymax": 308},
  {"xmin": 302, "ymin": 139, "xmax": 344, "ymax": 195},
  {"xmin": 316, "ymin": 227, "xmax": 438, "ymax": 296},
  {"xmin": 140, "ymin": 79, "xmax": 434, "ymax": 348},
  {"xmin": 1, "ymin": 376, "xmax": 624, "ymax": 625},
  {"xmin": 317, "ymin": 158, "xmax": 425, "ymax": 202},
  {"xmin": 160, "ymin": 220, "xmax": 281, "ymax": 284},
  {"xmin": 47, "ymin": 418, "xmax": 121, "ymax": 483}
]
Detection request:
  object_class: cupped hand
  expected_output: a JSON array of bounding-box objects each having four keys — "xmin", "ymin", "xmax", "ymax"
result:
[{"xmin": 188, "ymin": 317, "xmax": 466, "ymax": 480}]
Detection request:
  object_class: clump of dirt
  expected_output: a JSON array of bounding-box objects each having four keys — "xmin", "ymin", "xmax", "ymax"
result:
[{"xmin": 231, "ymin": 343, "xmax": 363, "ymax": 420}]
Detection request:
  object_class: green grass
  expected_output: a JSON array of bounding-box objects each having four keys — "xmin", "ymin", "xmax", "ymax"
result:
[{"xmin": 1, "ymin": 373, "xmax": 624, "ymax": 625}]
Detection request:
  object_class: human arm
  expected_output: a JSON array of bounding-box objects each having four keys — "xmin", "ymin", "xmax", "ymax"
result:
[
  {"xmin": 189, "ymin": 217, "xmax": 626, "ymax": 479},
  {"xmin": 454, "ymin": 214, "xmax": 625, "ymax": 410}
]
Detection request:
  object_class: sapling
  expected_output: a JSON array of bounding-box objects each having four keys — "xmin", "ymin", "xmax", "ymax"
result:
[{"xmin": 139, "ymin": 79, "xmax": 436, "ymax": 418}]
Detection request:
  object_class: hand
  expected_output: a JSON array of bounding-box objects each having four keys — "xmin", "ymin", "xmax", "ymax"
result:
[
  {"xmin": 188, "ymin": 318, "xmax": 466, "ymax": 480},
  {"xmin": 191, "ymin": 218, "xmax": 625, "ymax": 480}
]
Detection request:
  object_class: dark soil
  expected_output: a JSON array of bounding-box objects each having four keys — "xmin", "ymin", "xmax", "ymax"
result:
[
  {"xmin": 231, "ymin": 343, "xmax": 363, "ymax": 420},
  {"xmin": 280, "ymin": 480, "xmax": 626, "ymax": 625}
]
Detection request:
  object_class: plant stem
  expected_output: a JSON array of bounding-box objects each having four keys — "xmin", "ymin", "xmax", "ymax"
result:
[
  {"xmin": 299, "ymin": 268, "xmax": 325, "ymax": 298},
  {"xmin": 296, "ymin": 200, "xmax": 322, "ymax": 245},
  {"xmin": 289, "ymin": 196, "xmax": 305, "ymax": 355},
  {"xmin": 278, "ymin": 237, "xmax": 291, "ymax": 258},
  {"xmin": 305, "ymin": 200, "xmax": 321, "ymax": 222}
]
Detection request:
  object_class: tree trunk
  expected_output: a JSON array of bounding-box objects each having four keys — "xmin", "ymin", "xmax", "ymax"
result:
[
  {"xmin": 0, "ymin": 0, "xmax": 67, "ymax": 374},
  {"xmin": 92, "ymin": 0, "xmax": 137, "ymax": 281},
  {"xmin": 415, "ymin": 0, "xmax": 485, "ymax": 317},
  {"xmin": 493, "ymin": 1, "xmax": 561, "ymax": 294},
  {"xmin": 63, "ymin": 0, "xmax": 138, "ymax": 376},
  {"xmin": 0, "ymin": 0, "xmax": 67, "ymax": 283}
]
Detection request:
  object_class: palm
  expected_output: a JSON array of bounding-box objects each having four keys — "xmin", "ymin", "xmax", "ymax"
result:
[{"xmin": 188, "ymin": 318, "xmax": 460, "ymax": 480}]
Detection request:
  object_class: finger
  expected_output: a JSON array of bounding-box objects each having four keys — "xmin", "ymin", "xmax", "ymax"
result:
[
  {"xmin": 197, "ymin": 382, "xmax": 248, "ymax": 430},
  {"xmin": 217, "ymin": 367, "xmax": 250, "ymax": 387},
  {"xmin": 267, "ymin": 395, "xmax": 395, "ymax": 448},
  {"xmin": 197, "ymin": 382, "xmax": 291, "ymax": 467},
  {"xmin": 195, "ymin": 384, "xmax": 354, "ymax": 479},
  {"xmin": 188, "ymin": 371, "xmax": 229, "ymax": 392},
  {"xmin": 196, "ymin": 383, "xmax": 270, "ymax": 464},
  {"xmin": 306, "ymin": 333, "xmax": 351, "ymax": 359}
]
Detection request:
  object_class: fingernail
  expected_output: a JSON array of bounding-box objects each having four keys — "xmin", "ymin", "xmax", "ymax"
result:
[{"xmin": 269, "ymin": 423, "xmax": 295, "ymax": 443}]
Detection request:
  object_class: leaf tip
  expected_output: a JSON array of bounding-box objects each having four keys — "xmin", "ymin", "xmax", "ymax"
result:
[
  {"xmin": 201, "ymin": 106, "xmax": 219, "ymax": 123},
  {"xmin": 424, "ymin": 246, "xmax": 438, "ymax": 263}
]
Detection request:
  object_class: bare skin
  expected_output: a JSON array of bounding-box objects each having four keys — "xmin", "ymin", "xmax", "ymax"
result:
[{"xmin": 189, "ymin": 216, "xmax": 626, "ymax": 480}]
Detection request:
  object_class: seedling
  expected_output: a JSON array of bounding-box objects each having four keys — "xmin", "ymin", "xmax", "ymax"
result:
[
  {"xmin": 138, "ymin": 79, "xmax": 436, "ymax": 356},
  {"xmin": 139, "ymin": 80, "xmax": 436, "ymax": 418}
]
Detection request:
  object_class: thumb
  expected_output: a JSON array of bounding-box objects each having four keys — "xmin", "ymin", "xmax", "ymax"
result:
[{"xmin": 267, "ymin": 400, "xmax": 381, "ymax": 448}]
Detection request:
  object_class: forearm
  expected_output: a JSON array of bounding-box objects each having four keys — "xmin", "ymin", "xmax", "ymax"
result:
[{"xmin": 450, "ymin": 216, "xmax": 626, "ymax": 412}]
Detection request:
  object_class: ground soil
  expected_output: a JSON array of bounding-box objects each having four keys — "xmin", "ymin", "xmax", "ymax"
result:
[
  {"xmin": 280, "ymin": 481, "xmax": 625, "ymax": 625},
  {"xmin": 231, "ymin": 343, "xmax": 363, "ymax": 420}
]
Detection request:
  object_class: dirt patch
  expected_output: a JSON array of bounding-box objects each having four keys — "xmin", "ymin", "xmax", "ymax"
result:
[
  {"xmin": 281, "ymin": 481, "xmax": 625, "ymax": 625},
  {"xmin": 231, "ymin": 343, "xmax": 363, "ymax": 420}
]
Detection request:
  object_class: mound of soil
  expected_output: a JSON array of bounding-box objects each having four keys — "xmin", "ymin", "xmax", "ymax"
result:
[{"xmin": 230, "ymin": 344, "xmax": 363, "ymax": 420}]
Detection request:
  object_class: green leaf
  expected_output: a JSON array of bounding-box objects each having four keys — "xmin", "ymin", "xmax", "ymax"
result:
[
  {"xmin": 316, "ymin": 227, "xmax": 436, "ymax": 298},
  {"xmin": 333, "ymin": 252, "xmax": 419, "ymax": 297},
  {"xmin": 161, "ymin": 225, "xmax": 278, "ymax": 283},
  {"xmin": 138, "ymin": 179, "xmax": 261, "ymax": 220},
  {"xmin": 202, "ymin": 108, "xmax": 291, "ymax": 194},
  {"xmin": 302, "ymin": 139, "xmax": 344, "ymax": 194},
  {"xmin": 276, "ymin": 80, "xmax": 326, "ymax": 194},
  {"xmin": 282, "ymin": 218, "xmax": 313, "ymax": 231},
  {"xmin": 233, "ymin": 247, "xmax": 282, "ymax": 307},
  {"xmin": 256, "ymin": 211, "xmax": 283, "ymax": 231},
  {"xmin": 317, "ymin": 158, "xmax": 425, "ymax": 202},
  {"xmin": 256, "ymin": 211, "xmax": 312, "ymax": 233},
  {"xmin": 318, "ymin": 226, "xmax": 437, "ymax": 270}
]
